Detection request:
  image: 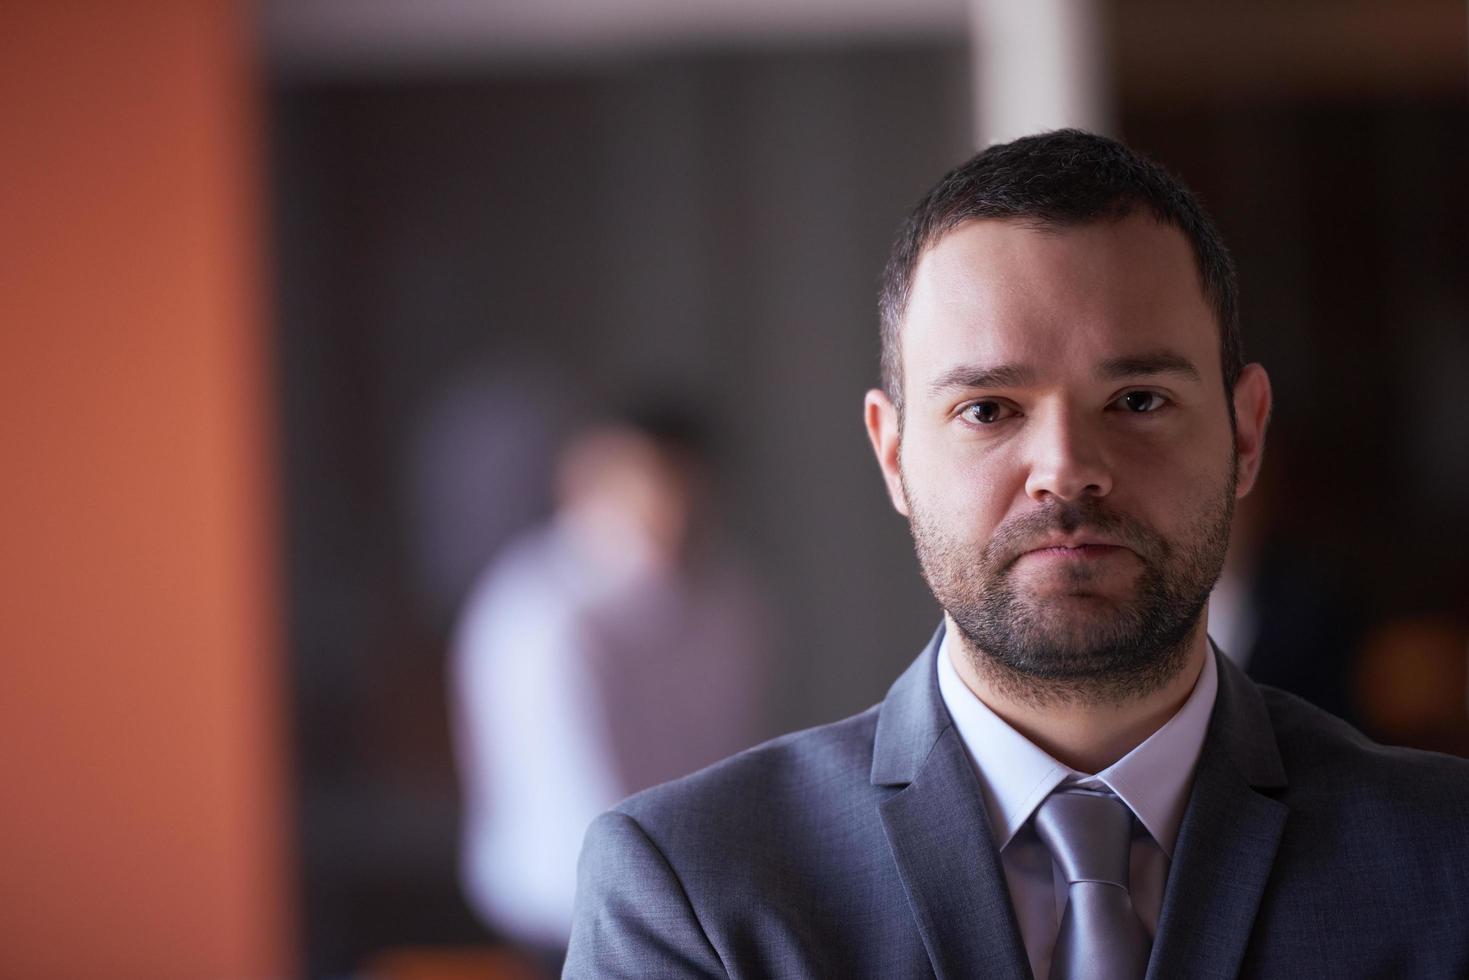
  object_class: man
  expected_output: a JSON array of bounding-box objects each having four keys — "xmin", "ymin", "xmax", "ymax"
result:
[
  {"xmin": 453, "ymin": 407, "xmax": 769, "ymax": 962},
  {"xmin": 564, "ymin": 131, "xmax": 1469, "ymax": 978}
]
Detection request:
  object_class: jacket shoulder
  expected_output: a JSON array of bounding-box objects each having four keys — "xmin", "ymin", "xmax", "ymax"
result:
[
  {"xmin": 570, "ymin": 703, "xmax": 920, "ymax": 977},
  {"xmin": 614, "ymin": 703, "xmax": 883, "ymax": 835},
  {"xmin": 1260, "ymin": 684, "xmax": 1469, "ymax": 820}
]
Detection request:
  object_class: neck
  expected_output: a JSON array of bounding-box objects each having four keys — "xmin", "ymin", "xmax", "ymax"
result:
[{"xmin": 947, "ymin": 615, "xmax": 1209, "ymax": 774}]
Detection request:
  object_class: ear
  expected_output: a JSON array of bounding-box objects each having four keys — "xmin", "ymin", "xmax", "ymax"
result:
[
  {"xmin": 864, "ymin": 388, "xmax": 909, "ymax": 516},
  {"xmin": 1231, "ymin": 363, "xmax": 1272, "ymax": 497}
]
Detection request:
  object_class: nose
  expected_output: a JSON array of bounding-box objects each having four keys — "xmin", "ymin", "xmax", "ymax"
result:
[{"xmin": 1023, "ymin": 406, "xmax": 1113, "ymax": 503}]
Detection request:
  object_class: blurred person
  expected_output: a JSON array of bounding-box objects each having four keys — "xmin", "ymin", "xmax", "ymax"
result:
[
  {"xmin": 566, "ymin": 131, "xmax": 1469, "ymax": 978},
  {"xmin": 450, "ymin": 403, "xmax": 770, "ymax": 967}
]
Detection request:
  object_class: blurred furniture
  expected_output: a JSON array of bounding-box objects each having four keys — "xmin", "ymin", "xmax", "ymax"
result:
[
  {"xmin": 367, "ymin": 945, "xmax": 548, "ymax": 980},
  {"xmin": 1355, "ymin": 615, "xmax": 1469, "ymax": 756}
]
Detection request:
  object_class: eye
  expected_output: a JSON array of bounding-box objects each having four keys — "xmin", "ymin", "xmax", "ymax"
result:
[
  {"xmin": 961, "ymin": 399, "xmax": 1017, "ymax": 425},
  {"xmin": 1114, "ymin": 390, "xmax": 1168, "ymax": 413}
]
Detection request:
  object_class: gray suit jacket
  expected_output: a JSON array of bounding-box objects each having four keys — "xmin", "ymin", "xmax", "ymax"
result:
[{"xmin": 565, "ymin": 627, "xmax": 1469, "ymax": 978}]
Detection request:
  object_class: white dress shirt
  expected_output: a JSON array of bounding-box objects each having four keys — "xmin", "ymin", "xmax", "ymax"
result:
[{"xmin": 937, "ymin": 630, "xmax": 1219, "ymax": 979}]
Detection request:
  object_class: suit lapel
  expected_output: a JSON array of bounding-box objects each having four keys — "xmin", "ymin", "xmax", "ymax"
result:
[
  {"xmin": 873, "ymin": 627, "xmax": 1032, "ymax": 980},
  {"xmin": 880, "ymin": 728, "xmax": 1033, "ymax": 980},
  {"xmin": 872, "ymin": 631, "xmax": 1291, "ymax": 979},
  {"xmin": 1146, "ymin": 652, "xmax": 1289, "ymax": 979}
]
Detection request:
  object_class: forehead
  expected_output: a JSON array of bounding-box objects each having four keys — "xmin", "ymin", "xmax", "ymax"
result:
[{"xmin": 902, "ymin": 215, "xmax": 1219, "ymax": 391}]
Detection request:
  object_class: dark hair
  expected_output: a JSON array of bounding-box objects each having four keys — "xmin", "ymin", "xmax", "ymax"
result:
[
  {"xmin": 878, "ymin": 129, "xmax": 1242, "ymax": 415},
  {"xmin": 616, "ymin": 396, "xmax": 713, "ymax": 460}
]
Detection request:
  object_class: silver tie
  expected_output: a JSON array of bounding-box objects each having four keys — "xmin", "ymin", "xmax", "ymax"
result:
[{"xmin": 1034, "ymin": 788, "xmax": 1151, "ymax": 980}]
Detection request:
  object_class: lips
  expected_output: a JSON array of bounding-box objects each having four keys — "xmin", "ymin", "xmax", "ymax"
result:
[
  {"xmin": 1020, "ymin": 534, "xmax": 1127, "ymax": 554},
  {"xmin": 1011, "ymin": 534, "xmax": 1135, "ymax": 567},
  {"xmin": 1021, "ymin": 543, "xmax": 1125, "ymax": 558},
  {"xmin": 986, "ymin": 506, "xmax": 1153, "ymax": 570}
]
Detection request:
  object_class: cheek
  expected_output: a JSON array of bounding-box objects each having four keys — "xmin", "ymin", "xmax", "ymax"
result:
[
  {"xmin": 1113, "ymin": 419, "xmax": 1233, "ymax": 482},
  {"xmin": 1114, "ymin": 443, "xmax": 1233, "ymax": 534},
  {"xmin": 903, "ymin": 438, "xmax": 1018, "ymax": 538}
]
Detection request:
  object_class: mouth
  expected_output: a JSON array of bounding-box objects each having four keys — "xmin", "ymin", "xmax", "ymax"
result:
[
  {"xmin": 1019, "ymin": 543, "xmax": 1127, "ymax": 559},
  {"xmin": 1021, "ymin": 531, "xmax": 1123, "ymax": 551},
  {"xmin": 1013, "ymin": 535, "xmax": 1134, "ymax": 566}
]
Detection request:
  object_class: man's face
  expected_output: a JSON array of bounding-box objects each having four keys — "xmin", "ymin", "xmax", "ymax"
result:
[{"xmin": 865, "ymin": 214, "xmax": 1270, "ymax": 701}]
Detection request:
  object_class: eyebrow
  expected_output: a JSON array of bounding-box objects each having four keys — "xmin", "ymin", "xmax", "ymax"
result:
[
  {"xmin": 926, "ymin": 349, "xmax": 1203, "ymax": 396},
  {"xmin": 1097, "ymin": 350, "xmax": 1202, "ymax": 382},
  {"xmin": 927, "ymin": 362, "xmax": 1036, "ymax": 395}
]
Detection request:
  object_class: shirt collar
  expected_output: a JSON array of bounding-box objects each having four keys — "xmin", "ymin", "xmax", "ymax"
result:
[{"xmin": 937, "ymin": 628, "xmax": 1218, "ymax": 857}]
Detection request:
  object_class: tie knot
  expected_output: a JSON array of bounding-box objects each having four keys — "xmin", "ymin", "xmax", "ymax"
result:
[{"xmin": 1034, "ymin": 788, "xmax": 1134, "ymax": 888}]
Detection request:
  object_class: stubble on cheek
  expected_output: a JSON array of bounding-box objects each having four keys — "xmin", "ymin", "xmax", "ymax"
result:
[{"xmin": 902, "ymin": 467, "xmax": 1233, "ymax": 707}]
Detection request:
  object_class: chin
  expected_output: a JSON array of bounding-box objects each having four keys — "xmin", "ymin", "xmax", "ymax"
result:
[
  {"xmin": 1011, "ymin": 565, "xmax": 1143, "ymax": 598},
  {"xmin": 953, "ymin": 590, "xmax": 1204, "ymax": 679},
  {"xmin": 1013, "ymin": 589, "xmax": 1136, "ymax": 623}
]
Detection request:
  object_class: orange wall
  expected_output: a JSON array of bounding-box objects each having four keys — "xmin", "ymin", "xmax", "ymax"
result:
[{"xmin": 0, "ymin": 2, "xmax": 294, "ymax": 976}]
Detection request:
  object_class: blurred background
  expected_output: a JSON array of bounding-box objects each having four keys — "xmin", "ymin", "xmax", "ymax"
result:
[{"xmin": 3, "ymin": 0, "xmax": 1467, "ymax": 976}]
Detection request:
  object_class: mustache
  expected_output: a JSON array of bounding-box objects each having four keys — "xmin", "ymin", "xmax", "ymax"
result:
[{"xmin": 985, "ymin": 500, "xmax": 1162, "ymax": 567}]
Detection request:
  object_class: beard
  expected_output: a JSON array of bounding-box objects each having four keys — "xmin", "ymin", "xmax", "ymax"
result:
[{"xmin": 905, "ymin": 467, "xmax": 1235, "ymax": 707}]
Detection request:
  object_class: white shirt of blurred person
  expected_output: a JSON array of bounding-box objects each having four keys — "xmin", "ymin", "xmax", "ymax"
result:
[{"xmin": 451, "ymin": 418, "xmax": 771, "ymax": 950}]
